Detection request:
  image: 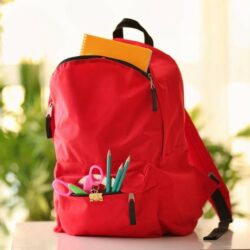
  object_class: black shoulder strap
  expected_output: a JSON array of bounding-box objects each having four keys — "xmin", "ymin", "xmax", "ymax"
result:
[
  {"xmin": 203, "ymin": 189, "xmax": 232, "ymax": 240},
  {"xmin": 184, "ymin": 111, "xmax": 233, "ymax": 240}
]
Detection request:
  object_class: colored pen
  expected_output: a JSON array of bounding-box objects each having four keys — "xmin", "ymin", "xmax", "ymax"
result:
[
  {"xmin": 112, "ymin": 163, "xmax": 123, "ymax": 192},
  {"xmin": 116, "ymin": 155, "xmax": 130, "ymax": 192},
  {"xmin": 68, "ymin": 184, "xmax": 88, "ymax": 195},
  {"xmin": 106, "ymin": 149, "xmax": 112, "ymax": 193}
]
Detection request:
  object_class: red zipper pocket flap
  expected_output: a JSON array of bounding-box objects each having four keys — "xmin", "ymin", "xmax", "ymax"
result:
[{"xmin": 54, "ymin": 161, "xmax": 162, "ymax": 236}]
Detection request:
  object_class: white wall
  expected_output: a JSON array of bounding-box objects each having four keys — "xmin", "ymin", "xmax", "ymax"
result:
[{"xmin": 1, "ymin": 0, "xmax": 250, "ymax": 142}]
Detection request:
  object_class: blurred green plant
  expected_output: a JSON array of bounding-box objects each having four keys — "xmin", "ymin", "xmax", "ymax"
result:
[
  {"xmin": 189, "ymin": 107, "xmax": 246, "ymax": 218},
  {"xmin": 236, "ymin": 125, "xmax": 250, "ymax": 138},
  {"xmin": 0, "ymin": 61, "xmax": 55, "ymax": 235}
]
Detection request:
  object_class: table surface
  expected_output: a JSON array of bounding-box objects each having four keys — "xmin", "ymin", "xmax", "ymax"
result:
[{"xmin": 12, "ymin": 219, "xmax": 250, "ymax": 250}]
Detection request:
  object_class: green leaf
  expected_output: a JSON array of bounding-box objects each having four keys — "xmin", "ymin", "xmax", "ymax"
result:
[{"xmin": 236, "ymin": 125, "xmax": 250, "ymax": 137}]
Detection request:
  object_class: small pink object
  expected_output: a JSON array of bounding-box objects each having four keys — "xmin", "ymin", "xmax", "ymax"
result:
[{"xmin": 83, "ymin": 165, "xmax": 104, "ymax": 192}]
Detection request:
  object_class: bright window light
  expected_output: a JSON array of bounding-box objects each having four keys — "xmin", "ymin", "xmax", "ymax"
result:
[
  {"xmin": 2, "ymin": 85, "xmax": 24, "ymax": 113},
  {"xmin": 228, "ymin": 82, "xmax": 250, "ymax": 136},
  {"xmin": 230, "ymin": 0, "xmax": 250, "ymax": 48},
  {"xmin": 184, "ymin": 83, "xmax": 201, "ymax": 110}
]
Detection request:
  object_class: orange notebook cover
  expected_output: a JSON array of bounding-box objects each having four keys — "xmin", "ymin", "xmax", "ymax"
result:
[{"xmin": 80, "ymin": 34, "xmax": 152, "ymax": 73}]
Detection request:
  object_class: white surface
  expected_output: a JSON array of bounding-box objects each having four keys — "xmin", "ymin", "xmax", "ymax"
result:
[{"xmin": 12, "ymin": 219, "xmax": 250, "ymax": 250}]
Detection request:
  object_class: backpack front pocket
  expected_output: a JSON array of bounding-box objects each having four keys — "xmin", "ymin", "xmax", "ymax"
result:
[
  {"xmin": 55, "ymin": 162, "xmax": 163, "ymax": 237},
  {"xmin": 58, "ymin": 190, "xmax": 159, "ymax": 237}
]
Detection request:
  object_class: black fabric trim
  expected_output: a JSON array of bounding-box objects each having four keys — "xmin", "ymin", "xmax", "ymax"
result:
[
  {"xmin": 211, "ymin": 189, "xmax": 233, "ymax": 222},
  {"xmin": 113, "ymin": 18, "xmax": 154, "ymax": 46},
  {"xmin": 57, "ymin": 55, "xmax": 150, "ymax": 78},
  {"xmin": 203, "ymin": 222, "xmax": 229, "ymax": 240},
  {"xmin": 129, "ymin": 199, "xmax": 136, "ymax": 225},
  {"xmin": 151, "ymin": 88, "xmax": 157, "ymax": 112},
  {"xmin": 46, "ymin": 116, "xmax": 52, "ymax": 139},
  {"xmin": 203, "ymin": 189, "xmax": 233, "ymax": 240}
]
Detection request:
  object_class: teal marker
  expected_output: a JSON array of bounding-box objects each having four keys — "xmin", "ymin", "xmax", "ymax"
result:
[
  {"xmin": 106, "ymin": 149, "xmax": 112, "ymax": 193},
  {"xmin": 116, "ymin": 156, "xmax": 131, "ymax": 192},
  {"xmin": 112, "ymin": 164, "xmax": 123, "ymax": 192}
]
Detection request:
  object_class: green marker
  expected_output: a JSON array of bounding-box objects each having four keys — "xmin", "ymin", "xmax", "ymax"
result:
[
  {"xmin": 68, "ymin": 184, "xmax": 88, "ymax": 195},
  {"xmin": 112, "ymin": 163, "xmax": 123, "ymax": 192},
  {"xmin": 106, "ymin": 149, "xmax": 112, "ymax": 193},
  {"xmin": 116, "ymin": 156, "xmax": 131, "ymax": 192}
]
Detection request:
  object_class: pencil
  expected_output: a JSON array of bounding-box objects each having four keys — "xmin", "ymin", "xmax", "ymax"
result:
[
  {"xmin": 116, "ymin": 156, "xmax": 130, "ymax": 192},
  {"xmin": 112, "ymin": 163, "xmax": 123, "ymax": 192},
  {"xmin": 106, "ymin": 149, "xmax": 112, "ymax": 193}
]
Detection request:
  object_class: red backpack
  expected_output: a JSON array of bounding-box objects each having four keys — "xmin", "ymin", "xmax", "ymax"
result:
[{"xmin": 46, "ymin": 18, "xmax": 232, "ymax": 240}]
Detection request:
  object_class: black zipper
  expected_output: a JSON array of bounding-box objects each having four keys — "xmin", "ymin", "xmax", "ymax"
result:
[
  {"xmin": 58, "ymin": 55, "xmax": 149, "ymax": 78},
  {"xmin": 57, "ymin": 55, "xmax": 157, "ymax": 112},
  {"xmin": 71, "ymin": 191, "xmax": 122, "ymax": 197}
]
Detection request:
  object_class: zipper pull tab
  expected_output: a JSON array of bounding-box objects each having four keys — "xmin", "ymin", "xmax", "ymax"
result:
[
  {"xmin": 47, "ymin": 103, "xmax": 53, "ymax": 117},
  {"xmin": 46, "ymin": 103, "xmax": 53, "ymax": 139},
  {"xmin": 128, "ymin": 193, "xmax": 136, "ymax": 225},
  {"xmin": 148, "ymin": 73, "xmax": 157, "ymax": 112}
]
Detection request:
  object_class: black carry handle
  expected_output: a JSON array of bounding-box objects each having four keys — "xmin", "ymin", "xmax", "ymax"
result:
[{"xmin": 113, "ymin": 18, "xmax": 154, "ymax": 46}]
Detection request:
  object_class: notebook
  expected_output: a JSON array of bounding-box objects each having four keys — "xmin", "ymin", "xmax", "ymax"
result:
[{"xmin": 80, "ymin": 34, "xmax": 152, "ymax": 73}]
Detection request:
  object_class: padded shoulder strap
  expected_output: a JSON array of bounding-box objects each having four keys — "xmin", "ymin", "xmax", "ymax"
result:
[{"xmin": 184, "ymin": 110, "xmax": 233, "ymax": 240}]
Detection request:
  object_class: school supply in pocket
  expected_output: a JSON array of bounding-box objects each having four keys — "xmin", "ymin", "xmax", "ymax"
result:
[
  {"xmin": 78, "ymin": 174, "xmax": 115, "ymax": 189},
  {"xmin": 106, "ymin": 149, "xmax": 112, "ymax": 193},
  {"xmin": 52, "ymin": 179, "xmax": 88, "ymax": 196},
  {"xmin": 116, "ymin": 155, "xmax": 130, "ymax": 192},
  {"xmin": 53, "ymin": 151, "xmax": 131, "ymax": 204},
  {"xmin": 47, "ymin": 18, "xmax": 232, "ymax": 240},
  {"xmin": 80, "ymin": 34, "xmax": 152, "ymax": 73},
  {"xmin": 77, "ymin": 151, "xmax": 130, "ymax": 194},
  {"xmin": 111, "ymin": 163, "xmax": 123, "ymax": 192},
  {"xmin": 82, "ymin": 165, "xmax": 104, "ymax": 193}
]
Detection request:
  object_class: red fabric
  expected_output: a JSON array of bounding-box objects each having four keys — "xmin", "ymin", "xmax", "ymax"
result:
[{"xmin": 49, "ymin": 38, "xmax": 231, "ymax": 237}]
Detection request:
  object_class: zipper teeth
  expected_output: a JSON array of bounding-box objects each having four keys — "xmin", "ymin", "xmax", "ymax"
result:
[
  {"xmin": 57, "ymin": 55, "xmax": 150, "ymax": 79},
  {"xmin": 148, "ymin": 73, "xmax": 155, "ymax": 89}
]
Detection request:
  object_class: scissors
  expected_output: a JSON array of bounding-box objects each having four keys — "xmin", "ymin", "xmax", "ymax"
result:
[
  {"xmin": 83, "ymin": 165, "xmax": 104, "ymax": 192},
  {"xmin": 52, "ymin": 179, "xmax": 87, "ymax": 196}
]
